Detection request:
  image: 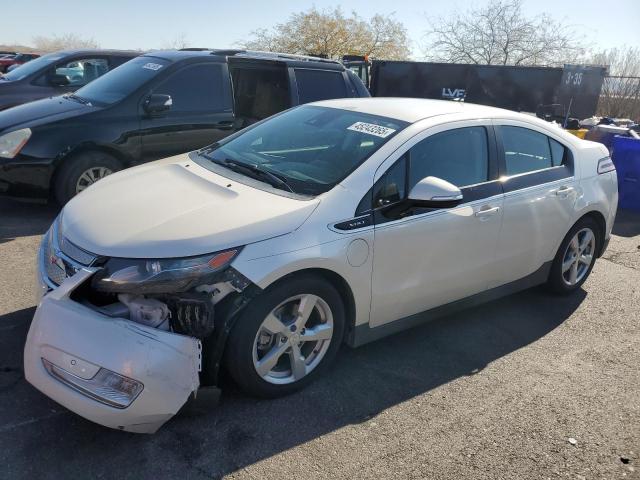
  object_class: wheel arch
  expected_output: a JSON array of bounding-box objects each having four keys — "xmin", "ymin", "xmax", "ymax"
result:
[
  {"xmin": 579, "ymin": 210, "xmax": 607, "ymax": 257},
  {"xmin": 261, "ymin": 267, "xmax": 357, "ymax": 345},
  {"xmin": 49, "ymin": 144, "xmax": 131, "ymax": 199}
]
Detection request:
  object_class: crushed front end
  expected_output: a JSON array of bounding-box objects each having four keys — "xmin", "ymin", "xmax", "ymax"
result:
[{"xmin": 25, "ymin": 217, "xmax": 255, "ymax": 433}]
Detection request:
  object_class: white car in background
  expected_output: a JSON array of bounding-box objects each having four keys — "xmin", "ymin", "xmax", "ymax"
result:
[{"xmin": 25, "ymin": 98, "xmax": 618, "ymax": 433}]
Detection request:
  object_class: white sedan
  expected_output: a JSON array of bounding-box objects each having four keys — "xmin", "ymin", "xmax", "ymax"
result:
[{"xmin": 25, "ymin": 98, "xmax": 618, "ymax": 433}]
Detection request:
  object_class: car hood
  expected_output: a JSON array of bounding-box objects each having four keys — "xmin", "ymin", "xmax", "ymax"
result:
[
  {"xmin": 61, "ymin": 155, "xmax": 320, "ymax": 258},
  {"xmin": 0, "ymin": 96, "xmax": 91, "ymax": 131}
]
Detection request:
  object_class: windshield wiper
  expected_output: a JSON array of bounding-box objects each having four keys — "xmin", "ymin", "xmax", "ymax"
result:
[
  {"xmin": 64, "ymin": 93, "xmax": 91, "ymax": 105},
  {"xmin": 207, "ymin": 157, "xmax": 295, "ymax": 193}
]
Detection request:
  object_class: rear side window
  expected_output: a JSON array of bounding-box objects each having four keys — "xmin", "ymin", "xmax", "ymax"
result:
[
  {"xmin": 55, "ymin": 58, "xmax": 109, "ymax": 87},
  {"xmin": 500, "ymin": 126, "xmax": 554, "ymax": 175},
  {"xmin": 409, "ymin": 127, "xmax": 489, "ymax": 188},
  {"xmin": 295, "ymin": 69, "xmax": 348, "ymax": 103},
  {"xmin": 154, "ymin": 63, "xmax": 225, "ymax": 113}
]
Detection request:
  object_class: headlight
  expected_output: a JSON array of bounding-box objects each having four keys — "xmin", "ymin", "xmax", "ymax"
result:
[
  {"xmin": 92, "ymin": 248, "xmax": 240, "ymax": 294},
  {"xmin": 0, "ymin": 128, "xmax": 31, "ymax": 158}
]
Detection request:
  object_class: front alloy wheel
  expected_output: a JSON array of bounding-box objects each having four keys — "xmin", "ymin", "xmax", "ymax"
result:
[
  {"xmin": 76, "ymin": 166, "xmax": 113, "ymax": 193},
  {"xmin": 253, "ymin": 294, "xmax": 334, "ymax": 385},
  {"xmin": 224, "ymin": 275, "xmax": 345, "ymax": 398}
]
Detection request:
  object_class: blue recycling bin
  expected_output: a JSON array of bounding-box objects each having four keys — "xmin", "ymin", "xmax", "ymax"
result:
[{"xmin": 612, "ymin": 136, "xmax": 640, "ymax": 211}]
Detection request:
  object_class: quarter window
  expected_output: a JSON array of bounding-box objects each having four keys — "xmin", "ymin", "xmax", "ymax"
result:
[
  {"xmin": 500, "ymin": 126, "xmax": 555, "ymax": 175},
  {"xmin": 549, "ymin": 137, "xmax": 566, "ymax": 167},
  {"xmin": 154, "ymin": 64, "xmax": 225, "ymax": 112},
  {"xmin": 409, "ymin": 127, "xmax": 489, "ymax": 189},
  {"xmin": 373, "ymin": 155, "xmax": 407, "ymax": 208},
  {"xmin": 295, "ymin": 69, "xmax": 348, "ymax": 103}
]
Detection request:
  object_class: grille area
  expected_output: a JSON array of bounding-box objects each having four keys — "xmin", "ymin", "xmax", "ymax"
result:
[
  {"xmin": 42, "ymin": 219, "xmax": 98, "ymax": 287},
  {"xmin": 56, "ymin": 222, "xmax": 96, "ymax": 266}
]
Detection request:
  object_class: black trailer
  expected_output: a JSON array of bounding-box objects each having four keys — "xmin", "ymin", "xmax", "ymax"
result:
[{"xmin": 359, "ymin": 60, "xmax": 606, "ymax": 121}]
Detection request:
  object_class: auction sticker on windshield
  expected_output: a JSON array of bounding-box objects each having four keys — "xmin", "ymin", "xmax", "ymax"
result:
[
  {"xmin": 142, "ymin": 63, "xmax": 164, "ymax": 71},
  {"xmin": 347, "ymin": 122, "xmax": 396, "ymax": 138}
]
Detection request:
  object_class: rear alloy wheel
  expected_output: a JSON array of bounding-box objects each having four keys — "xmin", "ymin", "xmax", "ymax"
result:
[
  {"xmin": 224, "ymin": 275, "xmax": 345, "ymax": 398},
  {"xmin": 547, "ymin": 217, "xmax": 600, "ymax": 294}
]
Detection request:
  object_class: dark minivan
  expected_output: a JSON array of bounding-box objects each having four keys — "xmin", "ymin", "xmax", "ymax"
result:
[
  {"xmin": 0, "ymin": 49, "xmax": 369, "ymax": 203},
  {"xmin": 0, "ymin": 49, "xmax": 138, "ymax": 111}
]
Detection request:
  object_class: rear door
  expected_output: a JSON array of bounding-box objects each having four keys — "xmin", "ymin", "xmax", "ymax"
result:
[
  {"xmin": 489, "ymin": 121, "xmax": 577, "ymax": 287},
  {"xmin": 139, "ymin": 61, "xmax": 235, "ymax": 162}
]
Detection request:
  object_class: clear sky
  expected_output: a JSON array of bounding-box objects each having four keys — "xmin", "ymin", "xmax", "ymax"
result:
[{"xmin": 3, "ymin": 0, "xmax": 638, "ymax": 57}]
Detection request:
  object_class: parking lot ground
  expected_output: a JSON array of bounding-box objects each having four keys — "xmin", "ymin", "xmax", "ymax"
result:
[{"xmin": 0, "ymin": 198, "xmax": 639, "ymax": 480}]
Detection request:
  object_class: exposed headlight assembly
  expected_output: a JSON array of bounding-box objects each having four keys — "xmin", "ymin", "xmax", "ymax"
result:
[
  {"xmin": 0, "ymin": 128, "xmax": 31, "ymax": 158},
  {"xmin": 92, "ymin": 248, "xmax": 240, "ymax": 294}
]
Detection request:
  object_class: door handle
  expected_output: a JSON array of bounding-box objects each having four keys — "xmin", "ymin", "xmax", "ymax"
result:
[
  {"xmin": 474, "ymin": 205, "xmax": 500, "ymax": 218},
  {"xmin": 214, "ymin": 121, "xmax": 235, "ymax": 130},
  {"xmin": 555, "ymin": 186, "xmax": 574, "ymax": 197}
]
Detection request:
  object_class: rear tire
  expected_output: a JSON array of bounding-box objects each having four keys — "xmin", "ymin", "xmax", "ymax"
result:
[
  {"xmin": 547, "ymin": 217, "xmax": 600, "ymax": 294},
  {"xmin": 224, "ymin": 274, "xmax": 345, "ymax": 398},
  {"xmin": 54, "ymin": 151, "xmax": 121, "ymax": 205}
]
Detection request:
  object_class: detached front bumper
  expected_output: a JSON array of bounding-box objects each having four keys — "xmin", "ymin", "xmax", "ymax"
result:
[{"xmin": 25, "ymin": 269, "xmax": 201, "ymax": 433}]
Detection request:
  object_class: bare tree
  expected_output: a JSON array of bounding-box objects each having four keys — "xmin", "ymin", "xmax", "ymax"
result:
[
  {"xmin": 590, "ymin": 46, "xmax": 640, "ymax": 120},
  {"xmin": 243, "ymin": 7, "xmax": 410, "ymax": 60},
  {"xmin": 423, "ymin": 0, "xmax": 583, "ymax": 66},
  {"xmin": 162, "ymin": 32, "xmax": 190, "ymax": 50},
  {"xmin": 32, "ymin": 33, "xmax": 99, "ymax": 53}
]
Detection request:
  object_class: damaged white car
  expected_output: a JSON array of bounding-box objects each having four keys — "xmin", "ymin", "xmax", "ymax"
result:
[{"xmin": 25, "ymin": 98, "xmax": 618, "ymax": 433}]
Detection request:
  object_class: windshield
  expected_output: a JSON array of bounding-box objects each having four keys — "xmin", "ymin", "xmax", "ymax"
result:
[
  {"xmin": 2, "ymin": 52, "xmax": 64, "ymax": 81},
  {"xmin": 202, "ymin": 105, "xmax": 408, "ymax": 196},
  {"xmin": 73, "ymin": 56, "xmax": 169, "ymax": 106}
]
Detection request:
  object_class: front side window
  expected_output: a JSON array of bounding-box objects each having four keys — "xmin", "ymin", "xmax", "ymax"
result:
[
  {"xmin": 409, "ymin": 126, "xmax": 489, "ymax": 189},
  {"xmin": 500, "ymin": 126, "xmax": 555, "ymax": 176},
  {"xmin": 201, "ymin": 105, "xmax": 407, "ymax": 196},
  {"xmin": 295, "ymin": 69, "xmax": 348, "ymax": 103},
  {"xmin": 55, "ymin": 58, "xmax": 109, "ymax": 86},
  {"xmin": 373, "ymin": 155, "xmax": 407, "ymax": 208},
  {"xmin": 153, "ymin": 63, "xmax": 225, "ymax": 113}
]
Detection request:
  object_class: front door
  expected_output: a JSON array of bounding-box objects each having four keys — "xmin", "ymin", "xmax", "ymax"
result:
[
  {"xmin": 369, "ymin": 123, "xmax": 504, "ymax": 328},
  {"xmin": 140, "ymin": 62, "xmax": 235, "ymax": 162}
]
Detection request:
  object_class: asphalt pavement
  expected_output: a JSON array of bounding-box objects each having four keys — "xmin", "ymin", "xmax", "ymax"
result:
[{"xmin": 0, "ymin": 198, "xmax": 638, "ymax": 479}]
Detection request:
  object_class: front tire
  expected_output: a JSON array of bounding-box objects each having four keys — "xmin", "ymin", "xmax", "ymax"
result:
[
  {"xmin": 224, "ymin": 274, "xmax": 345, "ymax": 398},
  {"xmin": 53, "ymin": 151, "xmax": 122, "ymax": 205},
  {"xmin": 547, "ymin": 217, "xmax": 600, "ymax": 294}
]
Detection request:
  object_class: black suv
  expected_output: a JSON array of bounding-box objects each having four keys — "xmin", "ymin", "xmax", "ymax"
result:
[
  {"xmin": 0, "ymin": 49, "xmax": 138, "ymax": 110},
  {"xmin": 0, "ymin": 49, "xmax": 369, "ymax": 203}
]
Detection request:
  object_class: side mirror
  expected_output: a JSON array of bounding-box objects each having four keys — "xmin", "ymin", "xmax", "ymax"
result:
[
  {"xmin": 144, "ymin": 94, "xmax": 172, "ymax": 115},
  {"xmin": 49, "ymin": 73, "xmax": 70, "ymax": 86},
  {"xmin": 408, "ymin": 176, "xmax": 463, "ymax": 208}
]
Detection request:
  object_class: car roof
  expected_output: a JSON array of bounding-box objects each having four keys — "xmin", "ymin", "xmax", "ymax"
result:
[
  {"xmin": 313, "ymin": 97, "xmax": 538, "ymax": 123},
  {"xmin": 146, "ymin": 49, "xmax": 344, "ymax": 69},
  {"xmin": 54, "ymin": 49, "xmax": 140, "ymax": 57},
  {"xmin": 313, "ymin": 97, "xmax": 581, "ymax": 145}
]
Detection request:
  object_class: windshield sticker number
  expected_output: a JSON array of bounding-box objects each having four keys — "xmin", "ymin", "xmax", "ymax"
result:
[
  {"xmin": 143, "ymin": 63, "xmax": 163, "ymax": 71},
  {"xmin": 347, "ymin": 122, "xmax": 396, "ymax": 138}
]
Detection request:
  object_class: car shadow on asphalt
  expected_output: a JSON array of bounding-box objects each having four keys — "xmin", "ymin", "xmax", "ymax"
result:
[
  {"xmin": 0, "ymin": 287, "xmax": 586, "ymax": 478},
  {"xmin": 612, "ymin": 208, "xmax": 640, "ymax": 238},
  {"xmin": 0, "ymin": 199, "xmax": 58, "ymax": 243}
]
